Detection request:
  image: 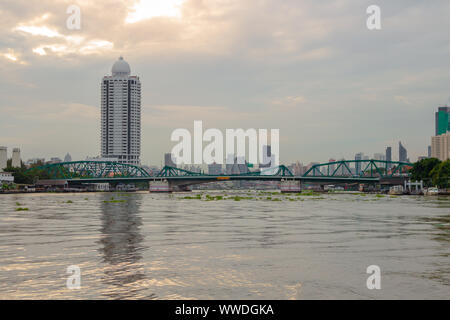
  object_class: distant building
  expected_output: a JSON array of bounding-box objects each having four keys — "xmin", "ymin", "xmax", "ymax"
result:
[
  {"xmin": 101, "ymin": 56, "xmax": 141, "ymax": 165},
  {"xmin": 355, "ymin": 152, "xmax": 363, "ymax": 174},
  {"xmin": 12, "ymin": 148, "xmax": 21, "ymax": 168},
  {"xmin": 26, "ymin": 158, "xmax": 45, "ymax": 166},
  {"xmin": 431, "ymin": 133, "xmax": 450, "ymax": 161},
  {"xmin": 208, "ymin": 162, "xmax": 222, "ymax": 175},
  {"xmin": 49, "ymin": 157, "xmax": 62, "ymax": 164},
  {"xmin": 399, "ymin": 142, "xmax": 408, "ymax": 162},
  {"xmin": 0, "ymin": 147, "xmax": 6, "ymax": 170},
  {"xmin": 435, "ymin": 106, "xmax": 449, "ymax": 136},
  {"xmin": 259, "ymin": 145, "xmax": 272, "ymax": 168},
  {"xmin": 164, "ymin": 153, "xmax": 176, "ymax": 167},
  {"xmin": 373, "ymin": 153, "xmax": 385, "ymax": 161},
  {"xmin": 86, "ymin": 156, "xmax": 119, "ymax": 162},
  {"xmin": 64, "ymin": 153, "xmax": 72, "ymax": 162},
  {"xmin": 428, "ymin": 145, "xmax": 432, "ymax": 158},
  {"xmin": 328, "ymin": 159, "xmax": 336, "ymax": 175}
]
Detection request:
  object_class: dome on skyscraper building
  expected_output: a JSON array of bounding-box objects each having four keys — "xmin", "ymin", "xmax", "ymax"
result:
[{"xmin": 111, "ymin": 56, "xmax": 130, "ymax": 76}]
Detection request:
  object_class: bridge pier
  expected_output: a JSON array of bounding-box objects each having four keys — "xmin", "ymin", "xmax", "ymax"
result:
[
  {"xmin": 280, "ymin": 179, "xmax": 302, "ymax": 193},
  {"xmin": 149, "ymin": 179, "xmax": 172, "ymax": 193}
]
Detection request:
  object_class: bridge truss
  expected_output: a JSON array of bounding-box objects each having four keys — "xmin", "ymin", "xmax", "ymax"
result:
[
  {"xmin": 303, "ymin": 160, "xmax": 412, "ymax": 178},
  {"xmin": 27, "ymin": 161, "xmax": 151, "ymax": 180}
]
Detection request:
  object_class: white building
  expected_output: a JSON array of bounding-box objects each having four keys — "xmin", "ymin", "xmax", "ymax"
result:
[
  {"xmin": 12, "ymin": 148, "xmax": 21, "ymax": 168},
  {"xmin": 101, "ymin": 57, "xmax": 141, "ymax": 165},
  {"xmin": 431, "ymin": 133, "xmax": 450, "ymax": 161},
  {"xmin": 0, "ymin": 172, "xmax": 14, "ymax": 184},
  {"xmin": 0, "ymin": 147, "xmax": 6, "ymax": 170}
]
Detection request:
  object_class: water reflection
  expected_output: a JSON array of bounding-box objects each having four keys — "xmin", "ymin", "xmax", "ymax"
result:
[{"xmin": 98, "ymin": 193, "xmax": 151, "ymax": 299}]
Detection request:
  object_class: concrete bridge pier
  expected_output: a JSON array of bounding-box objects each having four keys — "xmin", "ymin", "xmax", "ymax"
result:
[
  {"xmin": 149, "ymin": 179, "xmax": 172, "ymax": 193},
  {"xmin": 280, "ymin": 179, "xmax": 302, "ymax": 193}
]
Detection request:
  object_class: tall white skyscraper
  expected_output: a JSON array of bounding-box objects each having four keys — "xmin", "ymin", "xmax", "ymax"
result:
[{"xmin": 101, "ymin": 57, "xmax": 141, "ymax": 165}]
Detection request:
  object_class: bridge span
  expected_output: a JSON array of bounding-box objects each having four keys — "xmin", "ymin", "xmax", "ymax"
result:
[{"xmin": 27, "ymin": 159, "xmax": 412, "ymax": 192}]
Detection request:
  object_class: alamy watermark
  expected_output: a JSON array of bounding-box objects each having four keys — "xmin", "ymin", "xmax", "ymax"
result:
[
  {"xmin": 366, "ymin": 5, "xmax": 381, "ymax": 30},
  {"xmin": 66, "ymin": 5, "xmax": 81, "ymax": 30},
  {"xmin": 170, "ymin": 121, "xmax": 279, "ymax": 166},
  {"xmin": 366, "ymin": 265, "xmax": 381, "ymax": 290},
  {"xmin": 66, "ymin": 265, "xmax": 81, "ymax": 289}
]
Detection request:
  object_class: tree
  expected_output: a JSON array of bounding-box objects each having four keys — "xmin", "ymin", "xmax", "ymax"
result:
[
  {"xmin": 430, "ymin": 160, "xmax": 450, "ymax": 188},
  {"xmin": 410, "ymin": 158, "xmax": 441, "ymax": 186}
]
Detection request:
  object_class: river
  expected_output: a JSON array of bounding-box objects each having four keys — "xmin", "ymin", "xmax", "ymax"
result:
[{"xmin": 0, "ymin": 191, "xmax": 448, "ymax": 299}]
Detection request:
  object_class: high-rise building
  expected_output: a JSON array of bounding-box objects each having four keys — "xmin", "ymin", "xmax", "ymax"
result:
[
  {"xmin": 0, "ymin": 147, "xmax": 7, "ymax": 170},
  {"xmin": 435, "ymin": 106, "xmax": 450, "ymax": 136},
  {"xmin": 164, "ymin": 153, "xmax": 176, "ymax": 167},
  {"xmin": 428, "ymin": 145, "xmax": 432, "ymax": 158},
  {"xmin": 385, "ymin": 147, "xmax": 392, "ymax": 162},
  {"xmin": 399, "ymin": 142, "xmax": 407, "ymax": 162},
  {"xmin": 101, "ymin": 57, "xmax": 141, "ymax": 165},
  {"xmin": 431, "ymin": 133, "xmax": 450, "ymax": 161},
  {"xmin": 12, "ymin": 148, "xmax": 21, "ymax": 168}
]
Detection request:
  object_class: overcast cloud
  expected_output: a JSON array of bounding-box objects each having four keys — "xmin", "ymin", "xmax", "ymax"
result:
[{"xmin": 1, "ymin": 0, "xmax": 450, "ymax": 165}]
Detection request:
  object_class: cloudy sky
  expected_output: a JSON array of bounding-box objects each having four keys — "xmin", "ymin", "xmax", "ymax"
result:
[{"xmin": 1, "ymin": 0, "xmax": 449, "ymax": 166}]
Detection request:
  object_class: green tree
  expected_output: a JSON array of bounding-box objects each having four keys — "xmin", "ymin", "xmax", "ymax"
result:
[
  {"xmin": 410, "ymin": 158, "xmax": 441, "ymax": 186},
  {"xmin": 430, "ymin": 160, "xmax": 450, "ymax": 188}
]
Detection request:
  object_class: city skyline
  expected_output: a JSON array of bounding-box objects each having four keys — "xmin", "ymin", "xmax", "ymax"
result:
[{"xmin": 1, "ymin": 1, "xmax": 450, "ymax": 165}]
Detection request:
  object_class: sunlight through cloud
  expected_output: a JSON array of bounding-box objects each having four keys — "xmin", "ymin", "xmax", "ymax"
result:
[{"xmin": 126, "ymin": 0, "xmax": 185, "ymax": 23}]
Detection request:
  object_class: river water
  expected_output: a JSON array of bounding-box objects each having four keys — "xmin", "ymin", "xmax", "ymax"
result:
[{"xmin": 0, "ymin": 191, "xmax": 448, "ymax": 299}]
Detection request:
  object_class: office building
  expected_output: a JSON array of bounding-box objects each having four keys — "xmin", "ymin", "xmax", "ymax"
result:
[
  {"xmin": 435, "ymin": 106, "xmax": 450, "ymax": 136},
  {"xmin": 431, "ymin": 133, "xmax": 450, "ymax": 161},
  {"xmin": 399, "ymin": 142, "xmax": 407, "ymax": 162},
  {"xmin": 101, "ymin": 57, "xmax": 141, "ymax": 165},
  {"xmin": 164, "ymin": 153, "xmax": 176, "ymax": 167}
]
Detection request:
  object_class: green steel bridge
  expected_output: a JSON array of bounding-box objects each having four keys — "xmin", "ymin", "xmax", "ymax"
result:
[{"xmin": 27, "ymin": 159, "xmax": 412, "ymax": 187}]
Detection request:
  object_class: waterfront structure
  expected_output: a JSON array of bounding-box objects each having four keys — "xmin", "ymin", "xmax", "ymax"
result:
[
  {"xmin": 431, "ymin": 132, "xmax": 450, "ymax": 161},
  {"xmin": 0, "ymin": 172, "xmax": 14, "ymax": 184},
  {"xmin": 64, "ymin": 153, "xmax": 72, "ymax": 162},
  {"xmin": 164, "ymin": 153, "xmax": 176, "ymax": 167},
  {"xmin": 0, "ymin": 146, "xmax": 6, "ymax": 171},
  {"xmin": 435, "ymin": 106, "xmax": 449, "ymax": 135},
  {"xmin": 101, "ymin": 56, "xmax": 141, "ymax": 165},
  {"xmin": 12, "ymin": 148, "xmax": 21, "ymax": 168},
  {"xmin": 399, "ymin": 142, "xmax": 408, "ymax": 162}
]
